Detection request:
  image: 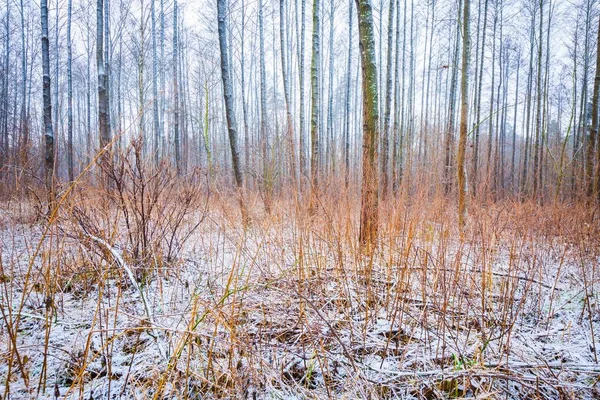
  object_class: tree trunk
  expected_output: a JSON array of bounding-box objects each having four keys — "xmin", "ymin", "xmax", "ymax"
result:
[
  {"xmin": 298, "ymin": 0, "xmax": 307, "ymax": 180},
  {"xmin": 218, "ymin": 0, "xmax": 248, "ymax": 223},
  {"xmin": 444, "ymin": 2, "xmax": 461, "ymax": 196},
  {"xmin": 458, "ymin": 0, "xmax": 470, "ymax": 230},
  {"xmin": 19, "ymin": 0, "xmax": 28, "ymax": 169},
  {"xmin": 241, "ymin": 0, "xmax": 250, "ymax": 183},
  {"xmin": 511, "ymin": 50, "xmax": 520, "ymax": 192},
  {"xmin": 86, "ymin": 14, "xmax": 91, "ymax": 166},
  {"xmin": 67, "ymin": 0, "xmax": 74, "ymax": 181},
  {"xmin": 309, "ymin": 0, "xmax": 321, "ymax": 212},
  {"xmin": 574, "ymin": 0, "xmax": 592, "ymax": 197},
  {"xmin": 258, "ymin": 0, "xmax": 271, "ymax": 211},
  {"xmin": 344, "ymin": 0, "xmax": 353, "ymax": 188},
  {"xmin": 521, "ymin": 10, "xmax": 536, "ymax": 198},
  {"xmin": 160, "ymin": 0, "xmax": 165, "ymax": 153},
  {"xmin": 356, "ymin": 0, "xmax": 380, "ymax": 252},
  {"xmin": 533, "ymin": 0, "xmax": 543, "ymax": 199},
  {"xmin": 105, "ymin": 0, "xmax": 111, "ymax": 145},
  {"xmin": 97, "ymin": 0, "xmax": 111, "ymax": 177},
  {"xmin": 472, "ymin": 0, "xmax": 488, "ymax": 194},
  {"xmin": 41, "ymin": 0, "xmax": 55, "ymax": 208},
  {"xmin": 407, "ymin": 0, "xmax": 415, "ymax": 190},
  {"xmin": 398, "ymin": 0, "xmax": 408, "ymax": 190},
  {"xmin": 138, "ymin": 0, "xmax": 146, "ymax": 154},
  {"xmin": 590, "ymin": 15, "xmax": 600, "ymax": 200},
  {"xmin": 392, "ymin": 0, "xmax": 401, "ymax": 195},
  {"xmin": 53, "ymin": 0, "xmax": 59, "ymax": 143},
  {"xmin": 1, "ymin": 1, "xmax": 9, "ymax": 169},
  {"xmin": 152, "ymin": 0, "xmax": 160, "ymax": 165},
  {"xmin": 173, "ymin": 0, "xmax": 180, "ymax": 174},
  {"xmin": 486, "ymin": 7, "xmax": 497, "ymax": 195},
  {"xmin": 327, "ymin": 0, "xmax": 335, "ymax": 177},
  {"xmin": 424, "ymin": 0, "xmax": 436, "ymax": 167},
  {"xmin": 418, "ymin": 3, "xmax": 430, "ymax": 165},
  {"xmin": 381, "ymin": 0, "xmax": 394, "ymax": 199},
  {"xmin": 280, "ymin": 0, "xmax": 297, "ymax": 187}
]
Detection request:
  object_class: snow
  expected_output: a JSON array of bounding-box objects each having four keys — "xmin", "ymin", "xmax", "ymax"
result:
[{"xmin": 1, "ymin": 206, "xmax": 599, "ymax": 399}]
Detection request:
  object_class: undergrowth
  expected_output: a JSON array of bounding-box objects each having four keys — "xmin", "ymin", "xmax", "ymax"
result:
[{"xmin": 0, "ymin": 161, "xmax": 599, "ymax": 399}]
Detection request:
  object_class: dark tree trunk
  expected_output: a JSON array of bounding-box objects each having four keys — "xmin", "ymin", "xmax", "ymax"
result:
[
  {"xmin": 41, "ymin": 0, "xmax": 55, "ymax": 207},
  {"xmin": 218, "ymin": 0, "xmax": 248, "ymax": 223},
  {"xmin": 590, "ymin": 15, "xmax": 600, "ymax": 199},
  {"xmin": 97, "ymin": 0, "xmax": 111, "ymax": 180}
]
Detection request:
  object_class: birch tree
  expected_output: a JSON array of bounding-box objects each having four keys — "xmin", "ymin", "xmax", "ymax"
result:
[
  {"xmin": 258, "ymin": 0, "xmax": 272, "ymax": 211},
  {"xmin": 41, "ymin": 0, "xmax": 55, "ymax": 205},
  {"xmin": 218, "ymin": 0, "xmax": 248, "ymax": 223},
  {"xmin": 533, "ymin": 0, "xmax": 544, "ymax": 199},
  {"xmin": 473, "ymin": 0, "xmax": 488, "ymax": 193},
  {"xmin": 173, "ymin": 0, "xmax": 181, "ymax": 173},
  {"xmin": 138, "ymin": 0, "xmax": 146, "ymax": 154},
  {"xmin": 298, "ymin": 0, "xmax": 307, "ymax": 179},
  {"xmin": 152, "ymin": 0, "xmax": 159, "ymax": 164},
  {"xmin": 381, "ymin": 0, "xmax": 394, "ymax": 199},
  {"xmin": 19, "ymin": 0, "xmax": 28, "ymax": 168},
  {"xmin": 280, "ymin": 0, "xmax": 297, "ymax": 185},
  {"xmin": 344, "ymin": 0, "xmax": 353, "ymax": 188},
  {"xmin": 97, "ymin": 0, "xmax": 111, "ymax": 173},
  {"xmin": 0, "ymin": 1, "xmax": 8, "ymax": 169}
]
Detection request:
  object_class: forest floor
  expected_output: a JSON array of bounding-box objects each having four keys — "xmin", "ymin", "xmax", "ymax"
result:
[{"xmin": 1, "ymin": 191, "xmax": 600, "ymax": 399}]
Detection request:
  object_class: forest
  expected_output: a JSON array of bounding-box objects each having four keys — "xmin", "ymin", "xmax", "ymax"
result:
[{"xmin": 1, "ymin": 0, "xmax": 600, "ymax": 398}]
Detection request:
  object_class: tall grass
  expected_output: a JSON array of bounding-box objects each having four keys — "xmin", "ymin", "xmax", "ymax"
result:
[{"xmin": 0, "ymin": 157, "xmax": 599, "ymax": 399}]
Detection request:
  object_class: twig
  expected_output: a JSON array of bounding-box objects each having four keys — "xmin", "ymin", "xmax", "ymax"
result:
[{"xmin": 82, "ymin": 233, "xmax": 167, "ymax": 359}]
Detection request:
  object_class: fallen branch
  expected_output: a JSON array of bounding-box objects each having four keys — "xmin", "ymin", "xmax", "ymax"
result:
[{"xmin": 82, "ymin": 233, "xmax": 167, "ymax": 359}]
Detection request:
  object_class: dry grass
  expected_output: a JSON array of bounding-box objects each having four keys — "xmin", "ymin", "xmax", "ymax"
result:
[{"xmin": 1, "ymin": 167, "xmax": 599, "ymax": 399}]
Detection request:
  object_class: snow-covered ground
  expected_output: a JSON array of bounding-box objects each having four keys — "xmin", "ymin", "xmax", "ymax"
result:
[{"xmin": 1, "ymin": 202, "xmax": 599, "ymax": 399}]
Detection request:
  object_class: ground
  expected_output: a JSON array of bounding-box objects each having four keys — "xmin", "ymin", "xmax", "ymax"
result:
[{"xmin": 1, "ymin": 191, "xmax": 599, "ymax": 399}]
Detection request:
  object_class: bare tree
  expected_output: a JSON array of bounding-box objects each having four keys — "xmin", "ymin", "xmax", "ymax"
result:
[
  {"xmin": 590, "ymin": 15, "xmax": 600, "ymax": 199},
  {"xmin": 326, "ymin": 0, "xmax": 335, "ymax": 176},
  {"xmin": 19, "ymin": 0, "xmax": 28, "ymax": 169},
  {"xmin": 392, "ymin": 0, "xmax": 401, "ymax": 195},
  {"xmin": 258, "ymin": 0, "xmax": 272, "ymax": 211},
  {"xmin": 473, "ymin": 0, "xmax": 489, "ymax": 194},
  {"xmin": 344, "ymin": 0, "xmax": 353, "ymax": 188},
  {"xmin": 444, "ymin": 1, "xmax": 461, "ymax": 196},
  {"xmin": 280, "ymin": 0, "xmax": 297, "ymax": 186},
  {"xmin": 97, "ymin": 0, "xmax": 111, "ymax": 178},
  {"xmin": 67, "ymin": 0, "xmax": 74, "ymax": 181},
  {"xmin": 297, "ymin": 0, "xmax": 307, "ymax": 180},
  {"xmin": 356, "ymin": 0, "xmax": 380, "ymax": 251},
  {"xmin": 138, "ymin": 0, "xmax": 146, "ymax": 156},
  {"xmin": 520, "ymin": 4, "xmax": 536, "ymax": 198},
  {"xmin": 381, "ymin": 0, "xmax": 394, "ymax": 199},
  {"xmin": 218, "ymin": 0, "xmax": 248, "ymax": 223},
  {"xmin": 1, "ymin": 0, "xmax": 598, "ymax": 217},
  {"xmin": 160, "ymin": 0, "xmax": 166, "ymax": 152},
  {"xmin": 152, "ymin": 0, "xmax": 160, "ymax": 165},
  {"xmin": 458, "ymin": 0, "xmax": 471, "ymax": 230},
  {"xmin": 533, "ymin": 0, "xmax": 544, "ymax": 199},
  {"xmin": 0, "ymin": 0, "xmax": 9, "ymax": 169},
  {"xmin": 310, "ymin": 0, "xmax": 321, "ymax": 211},
  {"xmin": 173, "ymin": 0, "xmax": 181, "ymax": 173},
  {"xmin": 41, "ymin": 0, "xmax": 55, "ymax": 206},
  {"xmin": 53, "ymin": 0, "xmax": 59, "ymax": 141}
]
